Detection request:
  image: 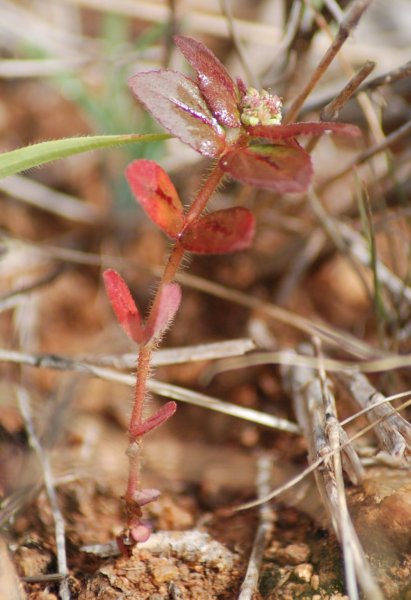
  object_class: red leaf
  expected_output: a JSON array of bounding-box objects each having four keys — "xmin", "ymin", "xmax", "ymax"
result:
[
  {"xmin": 174, "ymin": 35, "xmax": 241, "ymax": 129},
  {"xmin": 145, "ymin": 283, "xmax": 182, "ymax": 342},
  {"xmin": 220, "ymin": 144, "xmax": 313, "ymax": 193},
  {"xmin": 247, "ymin": 121, "xmax": 361, "ymax": 141},
  {"xmin": 126, "ymin": 159, "xmax": 184, "ymax": 238},
  {"xmin": 132, "ymin": 401, "xmax": 177, "ymax": 437},
  {"xmin": 129, "ymin": 70, "xmax": 226, "ymax": 157},
  {"xmin": 181, "ymin": 207, "xmax": 255, "ymax": 254},
  {"xmin": 103, "ymin": 269, "xmax": 145, "ymax": 344}
]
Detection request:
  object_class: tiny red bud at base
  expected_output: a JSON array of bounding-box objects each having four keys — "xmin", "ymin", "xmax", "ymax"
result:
[{"xmin": 131, "ymin": 523, "xmax": 152, "ymax": 543}]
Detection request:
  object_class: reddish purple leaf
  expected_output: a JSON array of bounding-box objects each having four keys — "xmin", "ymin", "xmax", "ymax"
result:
[
  {"xmin": 145, "ymin": 283, "xmax": 182, "ymax": 342},
  {"xmin": 181, "ymin": 207, "xmax": 255, "ymax": 254},
  {"xmin": 132, "ymin": 401, "xmax": 177, "ymax": 437},
  {"xmin": 129, "ymin": 70, "xmax": 226, "ymax": 157},
  {"xmin": 247, "ymin": 121, "xmax": 361, "ymax": 141},
  {"xmin": 174, "ymin": 35, "xmax": 241, "ymax": 129},
  {"xmin": 126, "ymin": 159, "xmax": 184, "ymax": 238},
  {"xmin": 103, "ymin": 269, "xmax": 145, "ymax": 344},
  {"xmin": 220, "ymin": 144, "xmax": 313, "ymax": 193}
]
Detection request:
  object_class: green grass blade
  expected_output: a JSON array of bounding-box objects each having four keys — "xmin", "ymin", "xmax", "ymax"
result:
[{"xmin": 0, "ymin": 133, "xmax": 172, "ymax": 178}]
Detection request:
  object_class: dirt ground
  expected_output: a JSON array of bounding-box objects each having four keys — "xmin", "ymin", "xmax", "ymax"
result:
[{"xmin": 0, "ymin": 1, "xmax": 411, "ymax": 599}]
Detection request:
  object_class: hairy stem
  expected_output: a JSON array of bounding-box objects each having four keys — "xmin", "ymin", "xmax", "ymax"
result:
[{"xmin": 124, "ymin": 162, "xmax": 225, "ymax": 516}]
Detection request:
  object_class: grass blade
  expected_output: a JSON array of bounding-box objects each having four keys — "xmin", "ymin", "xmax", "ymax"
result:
[{"xmin": 0, "ymin": 133, "xmax": 171, "ymax": 178}]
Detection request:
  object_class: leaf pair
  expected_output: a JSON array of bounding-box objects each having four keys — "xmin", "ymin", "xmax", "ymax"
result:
[
  {"xmin": 129, "ymin": 35, "xmax": 362, "ymax": 194},
  {"xmin": 103, "ymin": 269, "xmax": 181, "ymax": 345},
  {"xmin": 126, "ymin": 159, "xmax": 255, "ymax": 254}
]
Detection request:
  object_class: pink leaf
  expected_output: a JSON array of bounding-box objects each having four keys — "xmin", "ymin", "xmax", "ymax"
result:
[
  {"xmin": 129, "ymin": 70, "xmax": 226, "ymax": 157},
  {"xmin": 131, "ymin": 523, "xmax": 152, "ymax": 543},
  {"xmin": 247, "ymin": 121, "xmax": 362, "ymax": 141},
  {"xmin": 181, "ymin": 207, "xmax": 255, "ymax": 254},
  {"xmin": 145, "ymin": 283, "xmax": 182, "ymax": 342},
  {"xmin": 174, "ymin": 35, "xmax": 241, "ymax": 129},
  {"xmin": 220, "ymin": 144, "xmax": 313, "ymax": 193},
  {"xmin": 126, "ymin": 160, "xmax": 184, "ymax": 238},
  {"xmin": 132, "ymin": 401, "xmax": 177, "ymax": 437},
  {"xmin": 103, "ymin": 269, "xmax": 145, "ymax": 344},
  {"xmin": 133, "ymin": 488, "xmax": 161, "ymax": 507}
]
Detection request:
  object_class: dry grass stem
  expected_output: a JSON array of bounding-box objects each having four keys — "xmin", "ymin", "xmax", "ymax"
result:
[
  {"xmin": 338, "ymin": 371, "xmax": 411, "ymax": 463},
  {"xmin": 284, "ymin": 0, "xmax": 372, "ymax": 124},
  {"xmin": 238, "ymin": 455, "xmax": 274, "ymax": 600},
  {"xmin": 236, "ymin": 393, "xmax": 411, "ymax": 514},
  {"xmin": 3, "ymin": 237, "xmax": 385, "ymax": 358},
  {"xmin": 320, "ymin": 60, "xmax": 376, "ymax": 120},
  {"xmin": 84, "ymin": 338, "xmax": 256, "ymax": 369},
  {"xmin": 81, "ymin": 530, "xmax": 238, "ymax": 566},
  {"xmin": 0, "ymin": 267, "xmax": 63, "ymax": 313},
  {"xmin": 55, "ymin": 0, "xmax": 282, "ymax": 43},
  {"xmin": 0, "ymin": 176, "xmax": 101, "ymax": 224},
  {"xmin": 302, "ymin": 58, "xmax": 411, "ymax": 118},
  {"xmin": 15, "ymin": 386, "xmax": 70, "ymax": 599},
  {"xmin": 324, "ymin": 120, "xmax": 411, "ymax": 186},
  {"xmin": 281, "ymin": 344, "xmax": 383, "ymax": 599},
  {"xmin": 0, "ymin": 348, "xmax": 301, "ymax": 434},
  {"xmin": 357, "ymin": 59, "xmax": 411, "ymax": 94}
]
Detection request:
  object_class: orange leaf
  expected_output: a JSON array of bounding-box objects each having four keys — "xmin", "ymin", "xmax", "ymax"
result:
[{"xmin": 126, "ymin": 160, "xmax": 184, "ymax": 238}]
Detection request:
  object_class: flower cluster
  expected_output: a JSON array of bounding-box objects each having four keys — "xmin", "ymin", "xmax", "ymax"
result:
[
  {"xmin": 239, "ymin": 87, "xmax": 282, "ymax": 127},
  {"xmin": 129, "ymin": 35, "xmax": 361, "ymax": 194}
]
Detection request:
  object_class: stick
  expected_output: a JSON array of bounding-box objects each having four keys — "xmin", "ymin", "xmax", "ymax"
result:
[
  {"xmin": 284, "ymin": 0, "xmax": 372, "ymax": 124},
  {"xmin": 281, "ymin": 344, "xmax": 383, "ymax": 599},
  {"xmin": 0, "ymin": 348, "xmax": 300, "ymax": 434},
  {"xmin": 320, "ymin": 60, "xmax": 376, "ymax": 120},
  {"xmin": 238, "ymin": 455, "xmax": 274, "ymax": 600},
  {"xmin": 16, "ymin": 386, "xmax": 70, "ymax": 600},
  {"xmin": 338, "ymin": 371, "xmax": 411, "ymax": 463}
]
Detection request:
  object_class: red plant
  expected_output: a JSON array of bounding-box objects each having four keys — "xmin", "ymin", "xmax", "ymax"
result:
[
  {"xmin": 126, "ymin": 159, "xmax": 255, "ymax": 254},
  {"xmin": 104, "ymin": 35, "xmax": 361, "ymax": 553},
  {"xmin": 129, "ymin": 35, "xmax": 361, "ymax": 194}
]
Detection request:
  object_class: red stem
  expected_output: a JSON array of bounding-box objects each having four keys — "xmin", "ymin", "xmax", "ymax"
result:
[{"xmin": 124, "ymin": 162, "xmax": 225, "ymax": 506}]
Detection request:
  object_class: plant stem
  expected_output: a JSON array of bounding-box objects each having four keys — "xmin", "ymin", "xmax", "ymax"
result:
[{"xmin": 124, "ymin": 162, "xmax": 225, "ymax": 509}]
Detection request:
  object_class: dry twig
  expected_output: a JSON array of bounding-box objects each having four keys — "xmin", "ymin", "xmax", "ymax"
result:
[
  {"xmin": 320, "ymin": 60, "xmax": 376, "ymax": 121},
  {"xmin": 281, "ymin": 344, "xmax": 383, "ymax": 600},
  {"xmin": 3, "ymin": 236, "xmax": 385, "ymax": 359},
  {"xmin": 238, "ymin": 455, "xmax": 274, "ymax": 600},
  {"xmin": 284, "ymin": 0, "xmax": 372, "ymax": 124},
  {"xmin": 81, "ymin": 530, "xmax": 237, "ymax": 566},
  {"xmin": 339, "ymin": 371, "xmax": 411, "ymax": 464},
  {"xmin": 16, "ymin": 386, "xmax": 70, "ymax": 600},
  {"xmin": 0, "ymin": 348, "xmax": 300, "ymax": 434}
]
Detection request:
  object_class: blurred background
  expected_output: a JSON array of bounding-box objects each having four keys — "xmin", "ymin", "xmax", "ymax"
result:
[{"xmin": 0, "ymin": 1, "xmax": 410, "ymax": 598}]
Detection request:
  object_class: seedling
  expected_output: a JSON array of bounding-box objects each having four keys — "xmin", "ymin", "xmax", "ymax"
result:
[{"xmin": 103, "ymin": 35, "xmax": 361, "ymax": 552}]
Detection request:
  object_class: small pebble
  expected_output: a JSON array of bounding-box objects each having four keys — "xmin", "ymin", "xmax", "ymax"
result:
[
  {"xmin": 311, "ymin": 573, "xmax": 320, "ymax": 590},
  {"xmin": 276, "ymin": 543, "xmax": 311, "ymax": 565},
  {"xmin": 151, "ymin": 559, "xmax": 180, "ymax": 584},
  {"xmin": 293, "ymin": 563, "xmax": 313, "ymax": 582}
]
